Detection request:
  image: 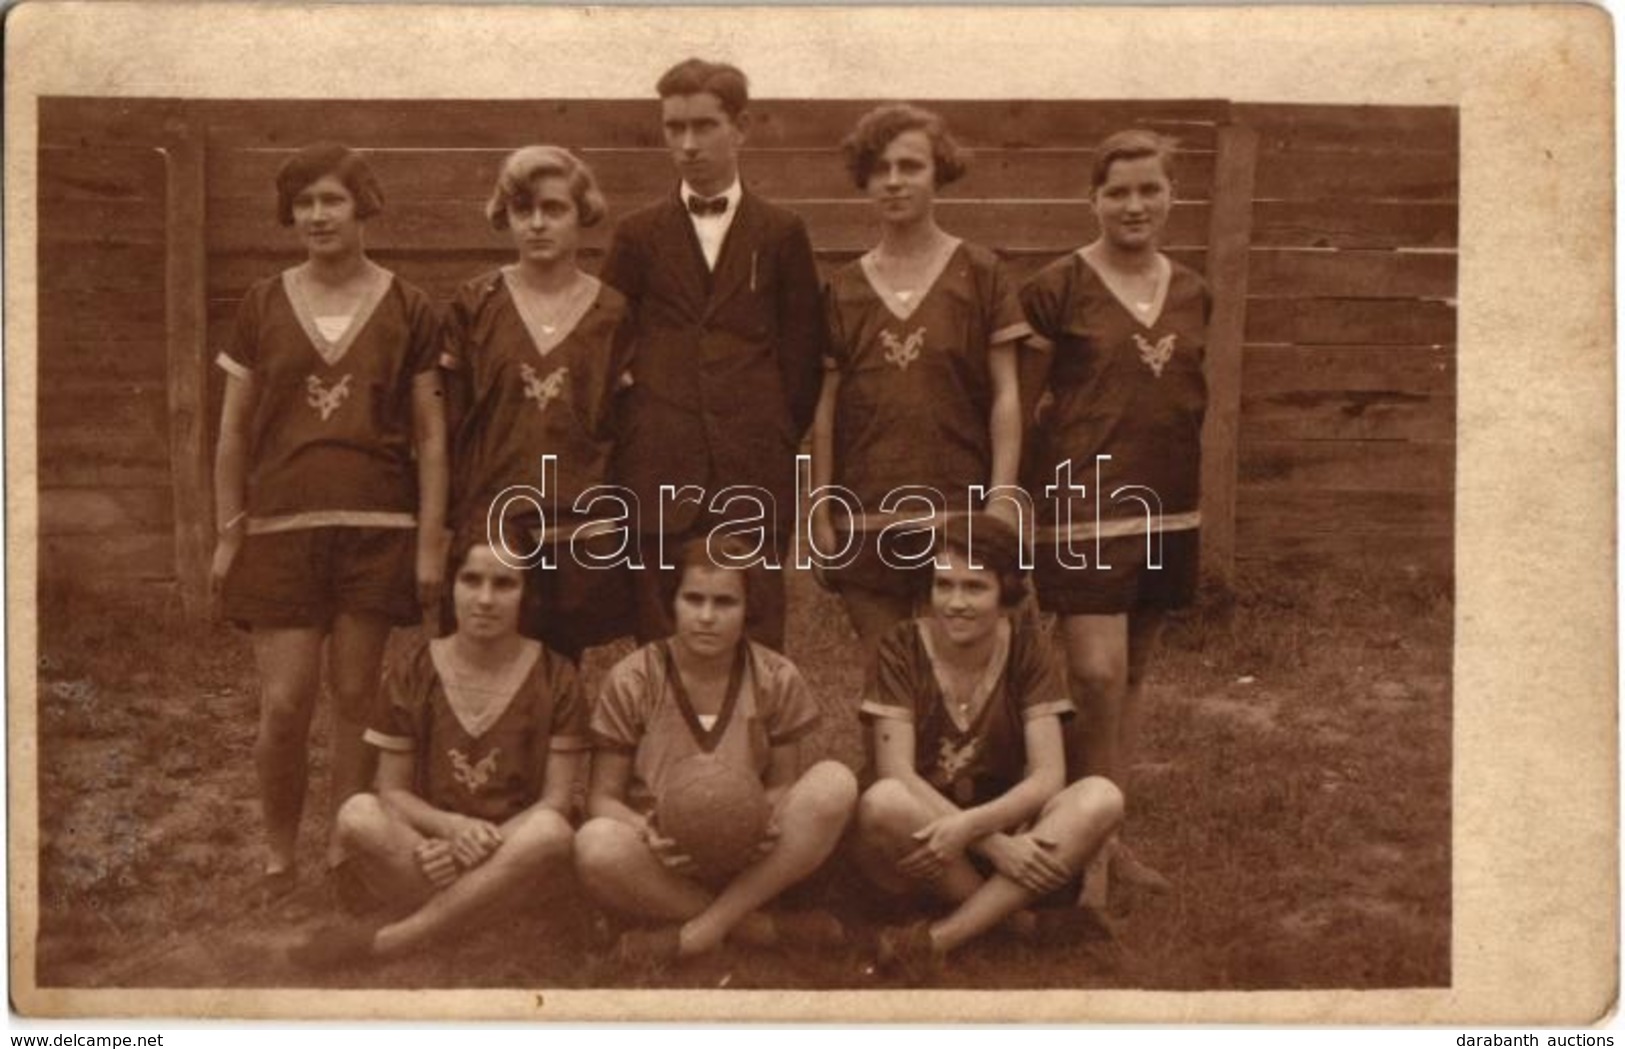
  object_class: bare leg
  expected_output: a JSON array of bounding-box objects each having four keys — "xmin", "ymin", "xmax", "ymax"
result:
[
  {"xmin": 931, "ymin": 777, "xmax": 1123, "ymax": 955},
  {"xmin": 678, "ymin": 760, "xmax": 857, "ymax": 956},
  {"xmin": 838, "ymin": 586, "xmax": 916, "ymax": 659},
  {"xmin": 853, "ymin": 778, "xmax": 983, "ymax": 902},
  {"xmin": 371, "ymin": 805, "xmax": 574, "ymax": 958},
  {"xmin": 1057, "ymin": 613, "xmax": 1130, "ymax": 784},
  {"xmin": 325, "ymin": 613, "xmax": 393, "ymax": 866},
  {"xmin": 574, "ymin": 817, "xmax": 716, "ymax": 922},
  {"xmin": 332, "ymin": 792, "xmax": 436, "ymax": 911},
  {"xmin": 1121, "ymin": 609, "xmax": 1167, "ymax": 779},
  {"xmin": 250, "ymin": 627, "xmax": 325, "ymax": 875}
]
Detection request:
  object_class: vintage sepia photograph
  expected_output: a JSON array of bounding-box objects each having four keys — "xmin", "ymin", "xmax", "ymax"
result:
[{"xmin": 5, "ymin": 2, "xmax": 1613, "ymax": 1026}]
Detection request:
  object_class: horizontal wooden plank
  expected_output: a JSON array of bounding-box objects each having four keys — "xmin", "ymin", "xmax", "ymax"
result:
[
  {"xmin": 1236, "ymin": 528, "xmax": 1452, "ymax": 574},
  {"xmin": 204, "ymin": 247, "xmax": 1209, "ymax": 301},
  {"xmin": 38, "ymin": 145, "xmax": 167, "ymax": 202},
  {"xmin": 39, "ymin": 314, "xmax": 166, "ymax": 347},
  {"xmin": 1234, "ymin": 104, "xmax": 1457, "ymax": 154},
  {"xmin": 39, "ymin": 288, "xmax": 166, "ymax": 329},
  {"xmin": 1237, "ymin": 438, "xmax": 1454, "ymax": 492},
  {"xmin": 1248, "ymin": 249, "xmax": 1456, "ymax": 299},
  {"xmin": 1245, "ymin": 298, "xmax": 1456, "ymax": 345},
  {"xmin": 1241, "ymin": 390, "xmax": 1455, "ymax": 441},
  {"xmin": 37, "ymin": 339, "xmax": 168, "ymax": 383},
  {"xmin": 1250, "ymin": 201, "xmax": 1456, "ymax": 249},
  {"xmin": 39, "ymin": 198, "xmax": 167, "ymax": 245},
  {"xmin": 207, "ymin": 145, "xmax": 1217, "ymax": 206},
  {"xmin": 1253, "ymin": 147, "xmax": 1456, "ymax": 201},
  {"xmin": 1241, "ymin": 344, "xmax": 1455, "ymax": 397},
  {"xmin": 40, "ymin": 530, "xmax": 177, "ymax": 583},
  {"xmin": 35, "ymin": 457, "xmax": 172, "ymax": 489},
  {"xmin": 39, "ymin": 487, "xmax": 174, "ymax": 536},
  {"xmin": 206, "ymin": 198, "xmax": 1212, "ymax": 254},
  {"xmin": 194, "ymin": 98, "xmax": 1226, "ymax": 150},
  {"xmin": 39, "ymin": 244, "xmax": 167, "ymax": 293}
]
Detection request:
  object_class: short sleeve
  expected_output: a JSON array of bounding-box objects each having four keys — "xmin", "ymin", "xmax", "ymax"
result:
[
  {"xmin": 590, "ymin": 648, "xmax": 653, "ymax": 752},
  {"xmin": 985, "ymin": 258, "xmax": 1033, "ymax": 348},
  {"xmin": 859, "ymin": 623, "xmax": 923, "ymax": 724},
  {"xmin": 1018, "ymin": 264, "xmax": 1067, "ymax": 354},
  {"xmin": 215, "ymin": 287, "xmax": 262, "ymax": 381},
  {"xmin": 542, "ymin": 652, "xmax": 592, "ymax": 753},
  {"xmin": 403, "ymin": 284, "xmax": 444, "ymax": 376},
  {"xmin": 1009, "ymin": 622, "xmax": 1074, "ymax": 722},
  {"xmin": 757, "ymin": 651, "xmax": 821, "ymax": 747},
  {"xmin": 364, "ymin": 646, "xmax": 426, "ymax": 753}
]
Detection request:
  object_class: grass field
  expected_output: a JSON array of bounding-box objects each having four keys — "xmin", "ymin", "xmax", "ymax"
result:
[{"xmin": 30, "ymin": 560, "xmax": 1451, "ymax": 992}]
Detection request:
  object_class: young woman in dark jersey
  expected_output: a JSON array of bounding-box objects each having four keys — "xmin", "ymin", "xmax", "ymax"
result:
[
  {"xmin": 810, "ymin": 104, "xmax": 1029, "ymax": 655},
  {"xmin": 441, "ymin": 145, "xmax": 635, "ymax": 660},
  {"xmin": 1020, "ymin": 130, "xmax": 1211, "ymax": 901},
  {"xmin": 211, "ymin": 143, "xmax": 447, "ymax": 893}
]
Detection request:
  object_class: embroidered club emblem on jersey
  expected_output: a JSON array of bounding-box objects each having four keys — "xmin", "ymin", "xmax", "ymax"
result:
[
  {"xmin": 449, "ymin": 747, "xmax": 500, "ymax": 793},
  {"xmin": 935, "ymin": 735, "xmax": 981, "ymax": 784},
  {"xmin": 880, "ymin": 326, "xmax": 927, "ymax": 371},
  {"xmin": 1133, "ymin": 333, "xmax": 1177, "ymax": 378},
  {"xmin": 305, "ymin": 374, "xmax": 353, "ymax": 420},
  {"xmin": 520, "ymin": 363, "xmax": 568, "ymax": 413}
]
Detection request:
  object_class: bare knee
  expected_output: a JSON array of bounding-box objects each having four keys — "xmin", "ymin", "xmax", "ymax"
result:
[
  {"xmin": 1067, "ymin": 653, "xmax": 1127, "ymax": 705},
  {"xmin": 857, "ymin": 778, "xmax": 921, "ymax": 839},
  {"xmin": 504, "ymin": 807, "xmax": 575, "ymax": 869},
  {"xmin": 1044, "ymin": 775, "xmax": 1125, "ymax": 829},
  {"xmin": 574, "ymin": 817, "xmax": 642, "ymax": 880},
  {"xmin": 334, "ymin": 792, "xmax": 393, "ymax": 851},
  {"xmin": 792, "ymin": 761, "xmax": 859, "ymax": 824}
]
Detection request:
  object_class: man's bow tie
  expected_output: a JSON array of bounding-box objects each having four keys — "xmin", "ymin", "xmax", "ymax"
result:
[{"xmin": 687, "ymin": 194, "xmax": 729, "ymax": 217}]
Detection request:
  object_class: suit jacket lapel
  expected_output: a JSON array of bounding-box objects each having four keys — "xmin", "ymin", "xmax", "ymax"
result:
[
  {"xmin": 705, "ymin": 191, "xmax": 763, "ymax": 319},
  {"xmin": 655, "ymin": 192, "xmax": 711, "ymax": 315}
]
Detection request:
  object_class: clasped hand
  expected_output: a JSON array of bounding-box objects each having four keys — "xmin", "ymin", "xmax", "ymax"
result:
[
  {"xmin": 416, "ymin": 816, "xmax": 504, "ymax": 888},
  {"xmin": 898, "ymin": 811, "xmax": 978, "ymax": 881},
  {"xmin": 983, "ymin": 831, "xmax": 1072, "ymax": 895}
]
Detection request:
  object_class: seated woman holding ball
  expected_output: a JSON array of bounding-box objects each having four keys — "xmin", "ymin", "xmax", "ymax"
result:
[
  {"xmin": 289, "ymin": 535, "xmax": 586, "ymax": 969},
  {"xmin": 854, "ymin": 512, "xmax": 1125, "ymax": 980},
  {"xmin": 576, "ymin": 536, "xmax": 858, "ymax": 965}
]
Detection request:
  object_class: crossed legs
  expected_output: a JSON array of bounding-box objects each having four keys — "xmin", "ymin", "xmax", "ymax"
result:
[
  {"xmin": 332, "ymin": 793, "xmax": 574, "ymax": 959},
  {"xmin": 852, "ymin": 775, "xmax": 1123, "ymax": 956},
  {"xmin": 575, "ymin": 760, "xmax": 857, "ymax": 957}
]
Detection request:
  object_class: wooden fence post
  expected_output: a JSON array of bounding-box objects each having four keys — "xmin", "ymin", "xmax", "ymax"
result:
[
  {"xmin": 1200, "ymin": 114, "xmax": 1258, "ymax": 586},
  {"xmin": 162, "ymin": 115, "xmax": 212, "ymax": 615}
]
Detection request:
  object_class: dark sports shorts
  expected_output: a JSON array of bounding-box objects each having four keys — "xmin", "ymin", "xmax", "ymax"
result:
[
  {"xmin": 1034, "ymin": 528, "xmax": 1200, "ymax": 616},
  {"xmin": 223, "ymin": 526, "xmax": 419, "ymax": 630},
  {"xmin": 524, "ymin": 528, "xmax": 635, "ymax": 660},
  {"xmin": 821, "ymin": 525, "xmax": 935, "ymax": 599}
]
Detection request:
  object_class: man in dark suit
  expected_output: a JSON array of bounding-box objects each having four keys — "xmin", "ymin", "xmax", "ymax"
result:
[{"xmin": 602, "ymin": 57, "xmax": 827, "ymax": 649}]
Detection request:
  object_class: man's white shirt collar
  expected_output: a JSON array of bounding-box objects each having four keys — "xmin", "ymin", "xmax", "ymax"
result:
[{"xmin": 682, "ymin": 179, "xmax": 743, "ymax": 270}]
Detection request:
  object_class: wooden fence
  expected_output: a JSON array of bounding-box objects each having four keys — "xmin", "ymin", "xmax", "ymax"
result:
[{"xmin": 36, "ymin": 98, "xmax": 1456, "ymax": 612}]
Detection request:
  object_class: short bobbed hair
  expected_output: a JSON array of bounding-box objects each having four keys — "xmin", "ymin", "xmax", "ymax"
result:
[
  {"xmin": 842, "ymin": 103, "xmax": 969, "ymax": 191},
  {"xmin": 666, "ymin": 533, "xmax": 766, "ymax": 625},
  {"xmin": 1090, "ymin": 129, "xmax": 1178, "ymax": 193},
  {"xmin": 656, "ymin": 58, "xmax": 749, "ymax": 120},
  {"xmin": 275, "ymin": 142, "xmax": 385, "ymax": 227},
  {"xmin": 485, "ymin": 145, "xmax": 609, "ymax": 231},
  {"xmin": 922, "ymin": 512, "xmax": 1028, "ymax": 609}
]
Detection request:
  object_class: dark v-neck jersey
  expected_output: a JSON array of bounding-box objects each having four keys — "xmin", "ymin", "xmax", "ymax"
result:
[
  {"xmin": 861, "ymin": 616, "xmax": 1074, "ymax": 807},
  {"xmin": 1020, "ymin": 250, "xmax": 1211, "ymax": 524},
  {"xmin": 442, "ymin": 270, "xmax": 633, "ymax": 535},
  {"xmin": 590, "ymin": 639, "xmax": 822, "ymax": 816},
  {"xmin": 824, "ymin": 240, "xmax": 1030, "ymax": 508},
  {"xmin": 215, "ymin": 269, "xmax": 440, "ymax": 527},
  {"xmin": 364, "ymin": 637, "xmax": 589, "ymax": 823}
]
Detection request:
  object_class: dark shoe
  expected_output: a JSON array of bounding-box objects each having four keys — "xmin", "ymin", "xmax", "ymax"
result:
[
  {"xmin": 874, "ymin": 920, "xmax": 942, "ymax": 984},
  {"xmin": 288, "ymin": 920, "xmax": 379, "ymax": 971},
  {"xmin": 615, "ymin": 925, "xmax": 683, "ymax": 971},
  {"xmin": 328, "ymin": 860, "xmax": 381, "ymax": 917}
]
